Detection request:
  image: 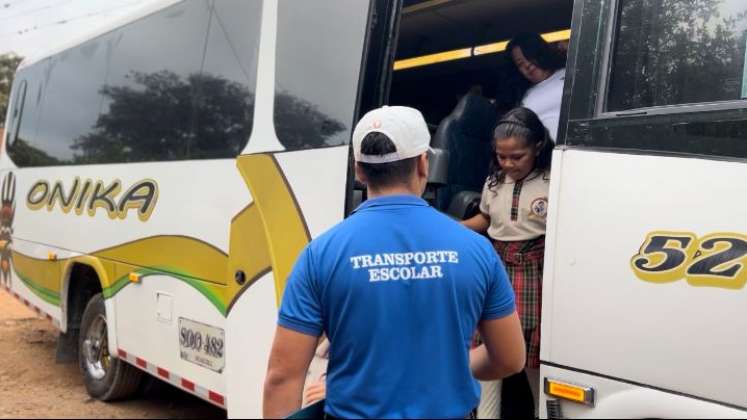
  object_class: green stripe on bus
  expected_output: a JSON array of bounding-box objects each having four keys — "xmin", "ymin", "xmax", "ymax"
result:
[
  {"xmin": 13, "ymin": 269, "xmax": 61, "ymax": 307},
  {"xmin": 102, "ymin": 276, "xmax": 130, "ymax": 300},
  {"xmin": 12, "ymin": 265, "xmax": 225, "ymax": 315},
  {"xmin": 103, "ymin": 266, "xmax": 227, "ymax": 316}
]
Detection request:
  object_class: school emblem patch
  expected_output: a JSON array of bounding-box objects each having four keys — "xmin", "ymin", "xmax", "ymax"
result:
[{"xmin": 530, "ymin": 197, "xmax": 548, "ymax": 218}]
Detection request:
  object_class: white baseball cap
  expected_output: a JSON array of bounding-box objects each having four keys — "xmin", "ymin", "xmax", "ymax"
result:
[{"xmin": 352, "ymin": 106, "xmax": 431, "ymax": 164}]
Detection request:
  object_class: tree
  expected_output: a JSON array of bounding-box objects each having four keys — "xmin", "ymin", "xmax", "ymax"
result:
[
  {"xmin": 72, "ymin": 70, "xmax": 256, "ymax": 163},
  {"xmin": 8, "ymin": 138, "xmax": 61, "ymax": 167},
  {"xmin": 72, "ymin": 70, "xmax": 345, "ymax": 164},
  {"xmin": 274, "ymin": 91, "xmax": 346, "ymax": 150},
  {"xmin": 609, "ymin": 0, "xmax": 747, "ymax": 109},
  {"xmin": 0, "ymin": 53, "xmax": 23, "ymax": 127}
]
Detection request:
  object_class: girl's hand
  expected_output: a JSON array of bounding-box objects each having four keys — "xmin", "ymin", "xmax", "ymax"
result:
[
  {"xmin": 462, "ymin": 213, "xmax": 490, "ymax": 234},
  {"xmin": 304, "ymin": 375, "xmax": 327, "ymax": 406}
]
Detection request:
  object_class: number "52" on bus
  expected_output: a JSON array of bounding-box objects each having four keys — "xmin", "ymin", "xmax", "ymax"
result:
[{"xmin": 631, "ymin": 231, "xmax": 747, "ymax": 290}]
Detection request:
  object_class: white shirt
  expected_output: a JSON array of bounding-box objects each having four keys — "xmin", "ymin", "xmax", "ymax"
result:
[
  {"xmin": 479, "ymin": 170, "xmax": 550, "ymax": 242},
  {"xmin": 522, "ymin": 69, "xmax": 566, "ymax": 141}
]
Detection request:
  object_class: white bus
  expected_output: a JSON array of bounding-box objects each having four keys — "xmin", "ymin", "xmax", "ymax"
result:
[
  {"xmin": 5, "ymin": 0, "xmax": 559, "ymax": 416},
  {"xmin": 540, "ymin": 0, "xmax": 747, "ymax": 418},
  {"xmin": 3, "ymin": 0, "xmax": 744, "ymax": 418}
]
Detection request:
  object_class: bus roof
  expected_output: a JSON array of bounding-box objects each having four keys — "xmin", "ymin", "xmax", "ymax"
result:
[{"xmin": 18, "ymin": 0, "xmax": 182, "ymax": 70}]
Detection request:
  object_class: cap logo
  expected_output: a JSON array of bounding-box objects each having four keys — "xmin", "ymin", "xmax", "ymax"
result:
[{"xmin": 372, "ymin": 120, "xmax": 382, "ymax": 129}]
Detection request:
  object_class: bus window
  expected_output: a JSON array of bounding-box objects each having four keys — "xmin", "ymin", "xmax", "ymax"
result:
[
  {"xmin": 273, "ymin": 0, "xmax": 370, "ymax": 151},
  {"xmin": 563, "ymin": 0, "xmax": 747, "ymax": 160},
  {"xmin": 607, "ymin": 0, "xmax": 747, "ymax": 111},
  {"xmin": 8, "ymin": 64, "xmax": 47, "ymax": 166},
  {"xmin": 6, "ymin": 79, "xmax": 26, "ymax": 148},
  {"xmin": 192, "ymin": 0, "xmax": 262, "ymax": 159},
  {"xmin": 31, "ymin": 35, "xmax": 110, "ymax": 166},
  {"xmin": 98, "ymin": 0, "xmax": 211, "ymax": 163}
]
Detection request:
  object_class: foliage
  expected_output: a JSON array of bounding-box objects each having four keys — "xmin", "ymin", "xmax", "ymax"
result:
[
  {"xmin": 70, "ymin": 70, "xmax": 344, "ymax": 164},
  {"xmin": 0, "ymin": 54, "xmax": 23, "ymax": 127},
  {"xmin": 72, "ymin": 70, "xmax": 255, "ymax": 163},
  {"xmin": 7, "ymin": 138, "xmax": 60, "ymax": 167},
  {"xmin": 610, "ymin": 0, "xmax": 747, "ymax": 109},
  {"xmin": 274, "ymin": 91, "xmax": 346, "ymax": 150}
]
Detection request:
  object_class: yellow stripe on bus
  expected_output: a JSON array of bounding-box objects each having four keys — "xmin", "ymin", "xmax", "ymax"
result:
[{"xmin": 236, "ymin": 154, "xmax": 311, "ymax": 306}]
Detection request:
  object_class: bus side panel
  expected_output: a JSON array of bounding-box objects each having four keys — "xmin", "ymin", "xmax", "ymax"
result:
[
  {"xmin": 9, "ymin": 160, "xmax": 247, "ymax": 400},
  {"xmin": 540, "ymin": 364, "xmax": 747, "ymax": 419},
  {"xmin": 542, "ymin": 148, "xmax": 747, "ymax": 411},
  {"xmin": 113, "ymin": 270, "xmax": 228, "ymax": 398},
  {"xmin": 225, "ymin": 145, "xmax": 349, "ymax": 417},
  {"xmin": 8, "ymin": 237, "xmax": 62, "ymax": 324},
  {"xmin": 0, "ymin": 165, "xmax": 66, "ymax": 327}
]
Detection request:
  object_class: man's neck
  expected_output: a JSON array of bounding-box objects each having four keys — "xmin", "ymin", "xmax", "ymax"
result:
[{"xmin": 366, "ymin": 184, "xmax": 421, "ymax": 199}]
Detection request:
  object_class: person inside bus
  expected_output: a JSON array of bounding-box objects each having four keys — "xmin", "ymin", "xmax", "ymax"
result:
[
  {"xmin": 506, "ymin": 32, "xmax": 566, "ymax": 141},
  {"xmin": 462, "ymin": 107, "xmax": 552, "ymax": 418}
]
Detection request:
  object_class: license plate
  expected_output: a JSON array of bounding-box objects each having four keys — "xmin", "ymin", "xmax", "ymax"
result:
[{"xmin": 178, "ymin": 318, "xmax": 225, "ymax": 373}]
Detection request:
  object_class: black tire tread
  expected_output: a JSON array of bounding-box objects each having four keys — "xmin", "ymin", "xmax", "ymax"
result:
[{"xmin": 98, "ymin": 356, "xmax": 143, "ymax": 401}]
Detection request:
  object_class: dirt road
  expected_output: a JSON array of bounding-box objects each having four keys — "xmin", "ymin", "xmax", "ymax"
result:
[{"xmin": 0, "ymin": 289, "xmax": 226, "ymax": 419}]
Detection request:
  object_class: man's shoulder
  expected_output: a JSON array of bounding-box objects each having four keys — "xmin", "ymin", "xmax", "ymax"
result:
[
  {"xmin": 304, "ymin": 213, "xmax": 374, "ymax": 259},
  {"xmin": 306, "ymin": 217, "xmax": 355, "ymax": 249}
]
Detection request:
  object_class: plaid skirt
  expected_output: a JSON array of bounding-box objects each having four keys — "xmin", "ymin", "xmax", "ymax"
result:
[{"xmin": 492, "ymin": 236, "xmax": 545, "ymax": 369}]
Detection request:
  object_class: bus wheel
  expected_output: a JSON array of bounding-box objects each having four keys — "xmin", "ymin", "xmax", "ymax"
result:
[{"xmin": 79, "ymin": 293, "xmax": 142, "ymax": 401}]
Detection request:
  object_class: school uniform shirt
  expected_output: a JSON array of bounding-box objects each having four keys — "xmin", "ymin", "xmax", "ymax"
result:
[
  {"xmin": 522, "ymin": 68, "xmax": 566, "ymax": 141},
  {"xmin": 480, "ymin": 170, "xmax": 550, "ymax": 242},
  {"xmin": 279, "ymin": 194, "xmax": 516, "ymax": 419}
]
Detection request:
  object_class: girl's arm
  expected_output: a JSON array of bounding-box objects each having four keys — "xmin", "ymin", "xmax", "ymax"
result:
[{"xmin": 462, "ymin": 213, "xmax": 490, "ymax": 233}]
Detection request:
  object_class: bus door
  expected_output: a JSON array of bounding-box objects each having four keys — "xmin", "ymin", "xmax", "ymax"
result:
[
  {"xmin": 224, "ymin": 1, "xmax": 400, "ymax": 417},
  {"xmin": 542, "ymin": 0, "xmax": 747, "ymax": 417}
]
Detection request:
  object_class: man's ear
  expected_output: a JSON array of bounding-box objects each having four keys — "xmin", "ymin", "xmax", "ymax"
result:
[
  {"xmin": 417, "ymin": 153, "xmax": 429, "ymax": 178},
  {"xmin": 354, "ymin": 162, "xmax": 367, "ymax": 185}
]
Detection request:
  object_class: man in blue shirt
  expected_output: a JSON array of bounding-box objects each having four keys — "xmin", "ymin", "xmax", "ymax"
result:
[{"xmin": 263, "ymin": 106, "xmax": 525, "ymax": 419}]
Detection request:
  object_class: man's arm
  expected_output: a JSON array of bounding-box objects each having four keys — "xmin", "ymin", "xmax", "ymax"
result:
[
  {"xmin": 470, "ymin": 311, "xmax": 526, "ymax": 380},
  {"xmin": 263, "ymin": 326, "xmax": 319, "ymax": 419}
]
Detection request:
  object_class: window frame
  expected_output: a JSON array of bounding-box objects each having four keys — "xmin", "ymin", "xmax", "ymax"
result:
[
  {"xmin": 7, "ymin": 79, "xmax": 27, "ymax": 149},
  {"xmin": 596, "ymin": 0, "xmax": 747, "ymax": 119}
]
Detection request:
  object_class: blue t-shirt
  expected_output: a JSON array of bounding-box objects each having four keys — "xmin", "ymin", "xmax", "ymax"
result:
[{"xmin": 279, "ymin": 195, "xmax": 515, "ymax": 419}]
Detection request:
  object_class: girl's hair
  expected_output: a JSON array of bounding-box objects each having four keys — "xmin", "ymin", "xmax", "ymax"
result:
[
  {"xmin": 503, "ymin": 33, "xmax": 566, "ymax": 106},
  {"xmin": 487, "ymin": 107, "xmax": 553, "ymax": 190},
  {"xmin": 508, "ymin": 33, "xmax": 566, "ymax": 74}
]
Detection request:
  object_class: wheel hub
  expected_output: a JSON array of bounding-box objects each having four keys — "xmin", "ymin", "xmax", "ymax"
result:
[{"xmin": 83, "ymin": 314, "xmax": 111, "ymax": 380}]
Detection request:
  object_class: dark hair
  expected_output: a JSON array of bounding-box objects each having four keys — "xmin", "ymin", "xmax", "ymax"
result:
[
  {"xmin": 487, "ymin": 107, "xmax": 552, "ymax": 190},
  {"xmin": 503, "ymin": 33, "xmax": 566, "ymax": 105},
  {"xmin": 508, "ymin": 32, "xmax": 566, "ymax": 75},
  {"xmin": 357, "ymin": 132, "xmax": 419, "ymax": 188}
]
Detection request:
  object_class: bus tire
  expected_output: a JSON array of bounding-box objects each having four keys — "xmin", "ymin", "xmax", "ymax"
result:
[{"xmin": 79, "ymin": 293, "xmax": 142, "ymax": 401}]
